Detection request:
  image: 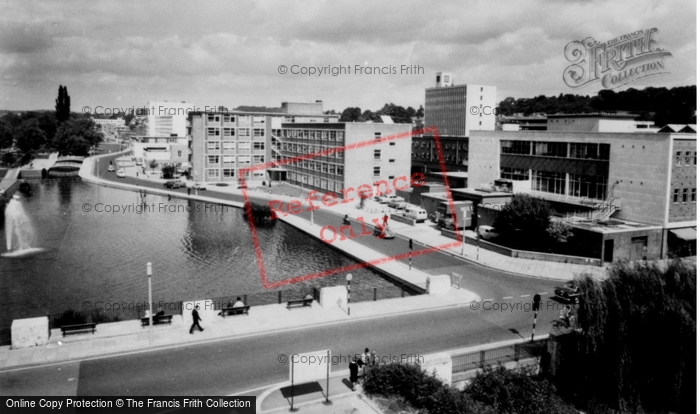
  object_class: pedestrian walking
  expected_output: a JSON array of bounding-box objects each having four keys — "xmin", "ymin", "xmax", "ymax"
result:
[
  {"xmin": 190, "ymin": 305, "xmax": 204, "ymax": 334},
  {"xmin": 349, "ymin": 357, "xmax": 359, "ymax": 391},
  {"xmin": 383, "ymin": 214, "xmax": 388, "ymax": 227},
  {"xmin": 370, "ymin": 350, "xmax": 378, "ymax": 367},
  {"xmin": 188, "ymin": 187, "xmax": 191, "ymax": 196},
  {"xmin": 360, "ymin": 348, "xmax": 370, "ymax": 380}
]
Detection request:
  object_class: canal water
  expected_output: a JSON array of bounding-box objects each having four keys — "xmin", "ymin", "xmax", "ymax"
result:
[{"xmin": 0, "ymin": 178, "xmax": 401, "ymax": 326}]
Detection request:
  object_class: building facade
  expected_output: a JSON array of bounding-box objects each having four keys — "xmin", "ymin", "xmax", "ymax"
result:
[
  {"xmin": 424, "ymin": 75, "xmax": 496, "ymax": 136},
  {"xmin": 188, "ymin": 104, "xmax": 339, "ymax": 186},
  {"xmin": 469, "ymin": 114, "xmax": 697, "ymax": 261},
  {"xmin": 148, "ymin": 101, "xmax": 195, "ymax": 137},
  {"xmin": 280, "ymin": 123, "xmax": 413, "ymax": 198}
]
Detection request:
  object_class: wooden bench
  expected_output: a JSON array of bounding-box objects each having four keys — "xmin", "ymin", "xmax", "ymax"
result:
[
  {"xmin": 287, "ymin": 298, "xmax": 313, "ymax": 309},
  {"xmin": 221, "ymin": 306, "xmax": 250, "ymax": 318},
  {"xmin": 61, "ymin": 322, "xmax": 97, "ymax": 337},
  {"xmin": 140, "ymin": 314, "xmax": 174, "ymax": 327}
]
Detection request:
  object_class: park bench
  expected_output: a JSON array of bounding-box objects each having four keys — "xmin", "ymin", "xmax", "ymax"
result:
[
  {"xmin": 140, "ymin": 314, "xmax": 174, "ymax": 327},
  {"xmin": 221, "ymin": 306, "xmax": 251, "ymax": 318},
  {"xmin": 60, "ymin": 322, "xmax": 97, "ymax": 337},
  {"xmin": 287, "ymin": 298, "xmax": 313, "ymax": 309}
]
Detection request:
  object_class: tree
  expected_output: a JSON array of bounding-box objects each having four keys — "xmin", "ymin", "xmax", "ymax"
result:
[
  {"xmin": 149, "ymin": 159, "xmax": 158, "ymax": 172},
  {"xmin": 547, "ymin": 221, "xmax": 574, "ymax": 244},
  {"xmin": 0, "ymin": 121, "xmax": 13, "ymax": 149},
  {"xmin": 339, "ymin": 107, "xmax": 363, "ymax": 122},
  {"xmin": 161, "ymin": 165, "xmax": 175, "ymax": 179},
  {"xmin": 1, "ymin": 152, "xmax": 17, "ymax": 166},
  {"xmin": 416, "ymin": 105, "xmax": 424, "ymax": 118},
  {"xmin": 569, "ymin": 260, "xmax": 696, "ymax": 413},
  {"xmin": 15, "ymin": 119, "xmax": 47, "ymax": 153},
  {"xmin": 494, "ymin": 194, "xmax": 552, "ymax": 245},
  {"xmin": 55, "ymin": 85, "xmax": 71, "ymax": 124},
  {"xmin": 52, "ymin": 118, "xmax": 102, "ymax": 156}
]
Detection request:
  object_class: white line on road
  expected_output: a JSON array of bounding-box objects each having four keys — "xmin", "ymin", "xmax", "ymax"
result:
[
  {"xmin": 539, "ymin": 292, "xmax": 548, "ymax": 295},
  {"xmin": 484, "ymin": 299, "xmax": 494, "ymax": 302},
  {"xmin": 520, "ymin": 294, "xmax": 530, "ymax": 298},
  {"xmin": 503, "ymin": 296, "xmax": 513, "ymax": 299}
]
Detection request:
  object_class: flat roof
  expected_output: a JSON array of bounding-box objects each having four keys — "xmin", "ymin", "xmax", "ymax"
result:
[
  {"xmin": 547, "ymin": 113, "xmax": 638, "ymax": 119},
  {"xmin": 188, "ymin": 110, "xmax": 339, "ymax": 117},
  {"xmin": 452, "ymin": 188, "xmax": 512, "ymax": 197}
]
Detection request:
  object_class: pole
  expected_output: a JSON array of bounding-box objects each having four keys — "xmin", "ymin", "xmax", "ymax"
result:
[
  {"xmin": 326, "ymin": 350, "xmax": 330, "ymax": 404},
  {"xmin": 290, "ymin": 358, "xmax": 295, "ymax": 411},
  {"xmin": 409, "ymin": 239, "xmax": 413, "ymax": 270},
  {"xmin": 347, "ymin": 279, "xmax": 351, "ymax": 316},
  {"xmin": 461, "ymin": 208, "xmax": 466, "ymax": 255},
  {"xmin": 531, "ymin": 310, "xmax": 537, "ymax": 342},
  {"xmin": 147, "ymin": 262, "xmax": 153, "ymax": 345},
  {"xmin": 477, "ymin": 234, "xmax": 480, "ymax": 261}
]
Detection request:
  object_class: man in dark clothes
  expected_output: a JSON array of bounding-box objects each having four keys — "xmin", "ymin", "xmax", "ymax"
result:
[
  {"xmin": 190, "ymin": 305, "xmax": 204, "ymax": 334},
  {"xmin": 349, "ymin": 357, "xmax": 359, "ymax": 391}
]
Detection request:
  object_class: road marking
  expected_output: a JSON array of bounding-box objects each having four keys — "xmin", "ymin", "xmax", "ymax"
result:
[
  {"xmin": 484, "ymin": 298, "xmax": 494, "ymax": 302},
  {"xmin": 520, "ymin": 294, "xmax": 530, "ymax": 298},
  {"xmin": 503, "ymin": 296, "xmax": 513, "ymax": 299},
  {"xmin": 538, "ymin": 292, "xmax": 548, "ymax": 295}
]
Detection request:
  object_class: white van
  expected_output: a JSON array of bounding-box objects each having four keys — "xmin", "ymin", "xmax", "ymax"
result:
[
  {"xmin": 478, "ymin": 225, "xmax": 499, "ymax": 240},
  {"xmin": 404, "ymin": 206, "xmax": 428, "ymax": 223}
]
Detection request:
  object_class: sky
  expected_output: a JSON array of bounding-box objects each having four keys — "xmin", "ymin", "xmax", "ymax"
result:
[{"xmin": 0, "ymin": 0, "xmax": 696, "ymax": 113}]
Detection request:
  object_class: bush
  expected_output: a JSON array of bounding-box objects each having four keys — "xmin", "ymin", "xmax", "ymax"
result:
[
  {"xmin": 464, "ymin": 365, "xmax": 578, "ymax": 414},
  {"xmin": 245, "ymin": 201, "xmax": 274, "ymax": 223},
  {"xmin": 363, "ymin": 363, "xmax": 496, "ymax": 414},
  {"xmin": 161, "ymin": 165, "xmax": 175, "ymax": 179}
]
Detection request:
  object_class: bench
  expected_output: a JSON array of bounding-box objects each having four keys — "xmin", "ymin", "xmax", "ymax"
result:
[
  {"xmin": 287, "ymin": 298, "xmax": 313, "ymax": 309},
  {"xmin": 140, "ymin": 314, "xmax": 174, "ymax": 327},
  {"xmin": 60, "ymin": 322, "xmax": 97, "ymax": 337},
  {"xmin": 221, "ymin": 306, "xmax": 250, "ymax": 318}
]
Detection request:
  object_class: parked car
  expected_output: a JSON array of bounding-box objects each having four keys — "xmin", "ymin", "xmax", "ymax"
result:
[
  {"xmin": 403, "ymin": 206, "xmax": 428, "ymax": 223},
  {"xmin": 388, "ymin": 200, "xmax": 407, "ymax": 210},
  {"xmin": 477, "ymin": 225, "xmax": 499, "ymax": 240},
  {"xmin": 115, "ymin": 169, "xmax": 126, "ymax": 178},
  {"xmin": 164, "ymin": 180, "xmax": 184, "ymax": 189},
  {"xmin": 191, "ymin": 183, "xmax": 207, "ymax": 191},
  {"xmin": 107, "ymin": 165, "xmax": 115, "ymax": 172},
  {"xmin": 555, "ymin": 281, "xmax": 582, "ymax": 303},
  {"xmin": 385, "ymin": 195, "xmax": 404, "ymax": 204},
  {"xmin": 376, "ymin": 195, "xmax": 392, "ymax": 204}
]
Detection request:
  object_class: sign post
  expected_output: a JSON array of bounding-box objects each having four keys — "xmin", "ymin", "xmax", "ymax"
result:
[{"xmin": 409, "ymin": 239, "xmax": 413, "ymax": 270}]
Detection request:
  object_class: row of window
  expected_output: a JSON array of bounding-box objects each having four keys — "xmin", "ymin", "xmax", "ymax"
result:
[
  {"xmin": 413, "ymin": 141, "xmax": 469, "ymax": 150},
  {"xmin": 288, "ymin": 173, "xmax": 344, "ymax": 192},
  {"xmin": 503, "ymin": 168, "xmax": 608, "ymax": 200},
  {"xmin": 206, "ymin": 115, "xmax": 265, "ymax": 123},
  {"xmin": 412, "ymin": 153, "xmax": 467, "ymax": 163},
  {"xmin": 205, "ymin": 169, "xmax": 266, "ymax": 179},
  {"xmin": 672, "ymin": 188, "xmax": 697, "ymax": 204},
  {"xmin": 206, "ymin": 142, "xmax": 265, "ymax": 151},
  {"xmin": 501, "ymin": 140, "xmax": 611, "ymax": 161},
  {"xmin": 283, "ymin": 144, "xmax": 344, "ymax": 160},
  {"xmin": 675, "ymin": 151, "xmax": 697, "ymax": 166},
  {"xmin": 206, "ymin": 128, "xmax": 265, "ymax": 137},
  {"xmin": 281, "ymin": 129, "xmax": 345, "ymax": 142},
  {"xmin": 287, "ymin": 161, "xmax": 345, "ymax": 176},
  {"xmin": 206, "ymin": 155, "xmax": 265, "ymax": 165}
]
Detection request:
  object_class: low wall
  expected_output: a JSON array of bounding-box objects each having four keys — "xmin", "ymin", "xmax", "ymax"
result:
[
  {"xmin": 12, "ymin": 317, "xmax": 49, "ymax": 349},
  {"xmin": 441, "ymin": 229, "xmax": 601, "ymax": 266},
  {"xmin": 390, "ymin": 214, "xmax": 415, "ymax": 226}
]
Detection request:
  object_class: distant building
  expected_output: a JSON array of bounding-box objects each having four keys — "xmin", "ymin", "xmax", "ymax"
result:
[
  {"xmin": 147, "ymin": 101, "xmax": 195, "ymax": 137},
  {"xmin": 91, "ymin": 117, "xmax": 125, "ymax": 127},
  {"xmin": 424, "ymin": 73, "xmax": 496, "ymax": 136},
  {"xmin": 132, "ymin": 136, "xmax": 188, "ymax": 166}
]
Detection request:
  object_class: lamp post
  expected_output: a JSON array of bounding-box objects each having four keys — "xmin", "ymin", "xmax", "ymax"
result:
[
  {"xmin": 146, "ymin": 262, "xmax": 153, "ymax": 345},
  {"xmin": 346, "ymin": 273, "xmax": 353, "ymax": 316}
]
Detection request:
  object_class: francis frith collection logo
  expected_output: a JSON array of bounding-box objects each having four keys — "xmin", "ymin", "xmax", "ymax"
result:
[{"xmin": 563, "ymin": 28, "xmax": 672, "ymax": 90}]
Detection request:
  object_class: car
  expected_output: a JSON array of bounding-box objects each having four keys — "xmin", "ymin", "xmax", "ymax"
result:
[
  {"xmin": 377, "ymin": 195, "xmax": 392, "ymax": 204},
  {"xmin": 164, "ymin": 180, "xmax": 184, "ymax": 189},
  {"xmin": 555, "ymin": 281, "xmax": 582, "ymax": 303},
  {"xmin": 135, "ymin": 158, "xmax": 143, "ymax": 166},
  {"xmin": 403, "ymin": 206, "xmax": 428, "ymax": 223},
  {"xmin": 116, "ymin": 169, "xmax": 126, "ymax": 178},
  {"xmin": 107, "ymin": 165, "xmax": 115, "ymax": 172},
  {"xmin": 477, "ymin": 225, "xmax": 499, "ymax": 240},
  {"xmin": 236, "ymin": 184, "xmax": 247, "ymax": 189},
  {"xmin": 388, "ymin": 200, "xmax": 407, "ymax": 210},
  {"xmin": 191, "ymin": 183, "xmax": 207, "ymax": 191},
  {"xmin": 385, "ymin": 194, "xmax": 404, "ymax": 204}
]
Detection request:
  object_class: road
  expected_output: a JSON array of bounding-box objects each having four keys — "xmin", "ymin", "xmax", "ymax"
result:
[{"xmin": 0, "ymin": 148, "xmax": 567, "ymax": 396}]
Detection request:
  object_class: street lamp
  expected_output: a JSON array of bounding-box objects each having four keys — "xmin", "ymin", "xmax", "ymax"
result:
[
  {"xmin": 146, "ymin": 262, "xmax": 153, "ymax": 344},
  {"xmin": 460, "ymin": 207, "xmax": 467, "ymax": 256},
  {"xmin": 346, "ymin": 273, "xmax": 353, "ymax": 316}
]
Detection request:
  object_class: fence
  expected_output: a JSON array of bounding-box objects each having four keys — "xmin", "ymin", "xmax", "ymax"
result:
[
  {"xmin": 0, "ymin": 284, "xmax": 422, "ymax": 346},
  {"xmin": 451, "ymin": 338, "xmax": 548, "ymax": 374}
]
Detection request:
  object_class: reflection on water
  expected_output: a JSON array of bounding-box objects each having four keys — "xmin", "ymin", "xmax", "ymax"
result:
[{"xmin": 0, "ymin": 179, "xmax": 398, "ymax": 325}]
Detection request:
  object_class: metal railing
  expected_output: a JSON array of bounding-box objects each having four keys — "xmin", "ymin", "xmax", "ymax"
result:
[{"xmin": 451, "ymin": 338, "xmax": 548, "ymax": 374}]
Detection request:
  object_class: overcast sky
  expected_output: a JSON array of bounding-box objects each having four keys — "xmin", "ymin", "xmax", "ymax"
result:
[{"xmin": 1, "ymin": 0, "xmax": 696, "ymax": 113}]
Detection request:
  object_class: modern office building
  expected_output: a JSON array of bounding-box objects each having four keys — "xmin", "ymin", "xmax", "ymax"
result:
[
  {"xmin": 131, "ymin": 136, "xmax": 188, "ymax": 166},
  {"xmin": 280, "ymin": 123, "xmax": 413, "ymax": 198},
  {"xmin": 424, "ymin": 73, "xmax": 496, "ymax": 136},
  {"xmin": 148, "ymin": 101, "xmax": 195, "ymax": 137},
  {"xmin": 410, "ymin": 135, "xmax": 469, "ymax": 187},
  {"xmin": 188, "ymin": 103, "xmax": 339, "ymax": 186},
  {"xmin": 468, "ymin": 114, "xmax": 696, "ymax": 261}
]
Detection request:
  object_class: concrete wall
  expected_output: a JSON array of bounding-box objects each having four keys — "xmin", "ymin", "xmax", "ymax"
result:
[
  {"xmin": 319, "ymin": 286, "xmax": 347, "ymax": 310},
  {"xmin": 668, "ymin": 137, "xmax": 697, "ymax": 223},
  {"xmin": 343, "ymin": 123, "xmax": 413, "ymax": 199},
  {"xmin": 466, "ymin": 132, "xmax": 501, "ymax": 188},
  {"xmin": 602, "ymin": 227, "xmax": 664, "ymax": 262},
  {"xmin": 11, "ymin": 317, "xmax": 49, "ymax": 349}
]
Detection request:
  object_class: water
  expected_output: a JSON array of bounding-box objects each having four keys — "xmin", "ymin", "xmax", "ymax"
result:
[{"xmin": 0, "ymin": 179, "xmax": 400, "ymax": 326}]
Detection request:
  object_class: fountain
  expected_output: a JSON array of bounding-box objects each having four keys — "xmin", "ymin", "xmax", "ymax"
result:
[{"xmin": 3, "ymin": 195, "xmax": 43, "ymax": 257}]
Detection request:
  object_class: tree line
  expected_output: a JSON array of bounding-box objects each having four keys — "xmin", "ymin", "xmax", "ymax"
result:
[
  {"xmin": 0, "ymin": 85, "xmax": 103, "ymax": 165},
  {"xmin": 338, "ymin": 103, "xmax": 423, "ymax": 124},
  {"xmin": 497, "ymin": 85, "xmax": 696, "ymax": 126}
]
